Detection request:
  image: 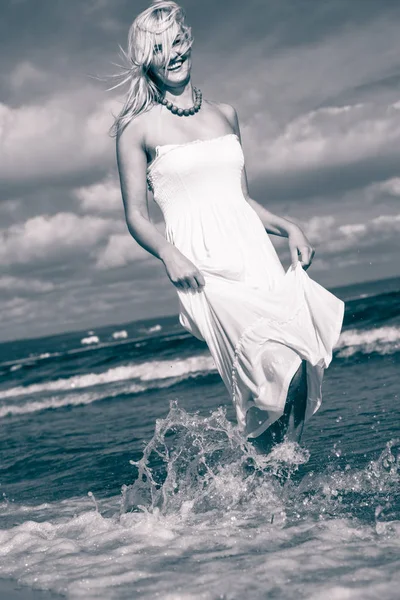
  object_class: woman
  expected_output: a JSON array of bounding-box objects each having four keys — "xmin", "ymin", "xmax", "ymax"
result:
[{"xmin": 111, "ymin": 1, "xmax": 344, "ymax": 452}]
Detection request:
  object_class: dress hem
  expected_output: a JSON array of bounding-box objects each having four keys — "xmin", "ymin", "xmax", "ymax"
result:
[
  {"xmin": 231, "ymin": 278, "xmax": 345, "ymax": 439},
  {"xmin": 246, "ymin": 352, "xmax": 303, "ymax": 439}
]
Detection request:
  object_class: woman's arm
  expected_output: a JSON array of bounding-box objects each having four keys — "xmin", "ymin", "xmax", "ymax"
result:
[
  {"xmin": 116, "ymin": 118, "xmax": 205, "ymax": 290},
  {"xmin": 116, "ymin": 119, "xmax": 172, "ymax": 261},
  {"xmin": 219, "ymin": 103, "xmax": 315, "ymax": 269}
]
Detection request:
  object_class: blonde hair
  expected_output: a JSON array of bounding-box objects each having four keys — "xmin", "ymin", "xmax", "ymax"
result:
[{"xmin": 106, "ymin": 1, "xmax": 193, "ymax": 138}]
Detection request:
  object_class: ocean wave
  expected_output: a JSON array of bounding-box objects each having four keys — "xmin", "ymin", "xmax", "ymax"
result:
[
  {"xmin": 147, "ymin": 324, "xmax": 162, "ymax": 333},
  {"xmin": 336, "ymin": 325, "xmax": 400, "ymax": 357},
  {"xmin": 0, "ymin": 351, "xmax": 62, "ymax": 369},
  {"xmin": 2, "ymin": 325, "xmax": 398, "ymax": 403},
  {"xmin": 112, "ymin": 330, "xmax": 128, "ymax": 339},
  {"xmin": 0, "ymin": 408, "xmax": 398, "ymax": 599},
  {"xmin": 81, "ymin": 335, "xmax": 100, "ymax": 345},
  {"xmin": 0, "ymin": 390, "xmax": 116, "ymax": 418},
  {"xmin": 0, "ymin": 354, "xmax": 216, "ymax": 401},
  {"xmin": 0, "ymin": 369, "xmax": 219, "ymax": 418}
]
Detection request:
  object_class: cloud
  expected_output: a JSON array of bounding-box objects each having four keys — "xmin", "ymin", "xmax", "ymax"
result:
[
  {"xmin": 374, "ymin": 177, "xmax": 400, "ymax": 197},
  {"xmin": 203, "ymin": 6, "xmax": 400, "ymax": 142},
  {"xmin": 0, "ymin": 85, "xmax": 118, "ymax": 195},
  {"xmin": 0, "ymin": 212, "xmax": 119, "ymax": 266},
  {"xmin": 248, "ymin": 101, "xmax": 400, "ymax": 200},
  {"xmin": 95, "ymin": 219, "xmax": 166, "ymax": 269},
  {"xmin": 74, "ymin": 175, "xmax": 122, "ymax": 214},
  {"xmin": 0, "ymin": 276, "xmax": 56, "ymax": 294},
  {"xmin": 1, "ymin": 297, "xmax": 31, "ymax": 322},
  {"xmin": 0, "ymin": 265, "xmax": 178, "ymax": 342},
  {"xmin": 95, "ymin": 232, "xmax": 150, "ymax": 269},
  {"xmin": 301, "ymin": 216, "xmax": 336, "ymax": 245},
  {"xmin": 324, "ymin": 213, "xmax": 400, "ymax": 254},
  {"xmin": 298, "ymin": 212, "xmax": 400, "ymax": 261},
  {"xmin": 273, "ymin": 211, "xmax": 400, "ymax": 273},
  {"xmin": 9, "ymin": 61, "xmax": 47, "ymax": 90}
]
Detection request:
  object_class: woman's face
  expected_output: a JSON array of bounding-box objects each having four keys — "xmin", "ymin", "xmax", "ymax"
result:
[{"xmin": 149, "ymin": 32, "xmax": 192, "ymax": 90}]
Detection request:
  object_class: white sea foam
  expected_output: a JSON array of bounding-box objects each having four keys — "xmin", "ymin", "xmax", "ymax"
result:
[
  {"xmin": 0, "ymin": 427, "xmax": 398, "ymax": 600},
  {"xmin": 0, "ymin": 369, "xmax": 223, "ymax": 417},
  {"xmin": 0, "ymin": 351, "xmax": 61, "ymax": 369},
  {"xmin": 80, "ymin": 335, "xmax": 100, "ymax": 345},
  {"xmin": 0, "ymin": 391, "xmax": 116, "ymax": 418},
  {"xmin": 2, "ymin": 325, "xmax": 398, "ymax": 406},
  {"xmin": 3, "ymin": 505, "xmax": 398, "ymax": 600},
  {"xmin": 112, "ymin": 330, "xmax": 128, "ymax": 339},
  {"xmin": 336, "ymin": 325, "xmax": 400, "ymax": 357},
  {"xmin": 0, "ymin": 354, "xmax": 216, "ymax": 401},
  {"xmin": 147, "ymin": 324, "xmax": 162, "ymax": 333}
]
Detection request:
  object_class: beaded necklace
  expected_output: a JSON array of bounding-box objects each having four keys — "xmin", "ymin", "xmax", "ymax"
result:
[{"xmin": 160, "ymin": 86, "xmax": 202, "ymax": 116}]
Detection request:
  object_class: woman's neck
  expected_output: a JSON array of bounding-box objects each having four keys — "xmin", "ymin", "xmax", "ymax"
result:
[{"xmin": 161, "ymin": 82, "xmax": 195, "ymax": 108}]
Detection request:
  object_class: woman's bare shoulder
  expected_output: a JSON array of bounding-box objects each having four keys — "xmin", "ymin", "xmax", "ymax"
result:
[
  {"xmin": 116, "ymin": 105, "xmax": 159, "ymax": 150},
  {"xmin": 207, "ymin": 100, "xmax": 237, "ymax": 119}
]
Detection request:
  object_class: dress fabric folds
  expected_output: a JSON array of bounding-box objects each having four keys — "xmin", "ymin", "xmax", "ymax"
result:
[{"xmin": 147, "ymin": 134, "xmax": 345, "ymax": 438}]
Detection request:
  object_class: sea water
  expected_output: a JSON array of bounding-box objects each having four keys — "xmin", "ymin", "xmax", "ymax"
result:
[{"xmin": 0, "ymin": 276, "xmax": 399, "ymax": 599}]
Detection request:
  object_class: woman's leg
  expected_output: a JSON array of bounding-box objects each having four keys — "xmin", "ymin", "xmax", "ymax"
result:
[{"xmin": 249, "ymin": 359, "xmax": 308, "ymax": 454}]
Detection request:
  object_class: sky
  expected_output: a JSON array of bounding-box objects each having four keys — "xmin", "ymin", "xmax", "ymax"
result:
[{"xmin": 1, "ymin": 0, "xmax": 400, "ymax": 342}]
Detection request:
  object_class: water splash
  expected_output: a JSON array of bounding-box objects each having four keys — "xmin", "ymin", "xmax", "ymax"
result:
[
  {"xmin": 296, "ymin": 439, "xmax": 400, "ymax": 524},
  {"xmin": 0, "ymin": 408, "xmax": 399, "ymax": 599},
  {"xmin": 121, "ymin": 401, "xmax": 310, "ymax": 520},
  {"xmin": 120, "ymin": 403, "xmax": 400, "ymax": 530}
]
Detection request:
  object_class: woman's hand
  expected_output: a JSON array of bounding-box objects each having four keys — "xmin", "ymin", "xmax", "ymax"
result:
[
  {"xmin": 288, "ymin": 226, "xmax": 315, "ymax": 270},
  {"xmin": 161, "ymin": 246, "xmax": 206, "ymax": 292}
]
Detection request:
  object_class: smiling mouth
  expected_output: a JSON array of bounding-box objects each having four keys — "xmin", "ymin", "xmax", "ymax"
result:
[{"xmin": 167, "ymin": 56, "xmax": 187, "ymax": 71}]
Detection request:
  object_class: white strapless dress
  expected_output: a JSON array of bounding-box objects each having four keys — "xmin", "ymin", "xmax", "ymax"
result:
[{"xmin": 147, "ymin": 134, "xmax": 345, "ymax": 438}]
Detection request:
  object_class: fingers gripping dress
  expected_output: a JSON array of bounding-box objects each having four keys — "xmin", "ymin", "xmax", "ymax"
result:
[{"xmin": 147, "ymin": 134, "xmax": 345, "ymax": 439}]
